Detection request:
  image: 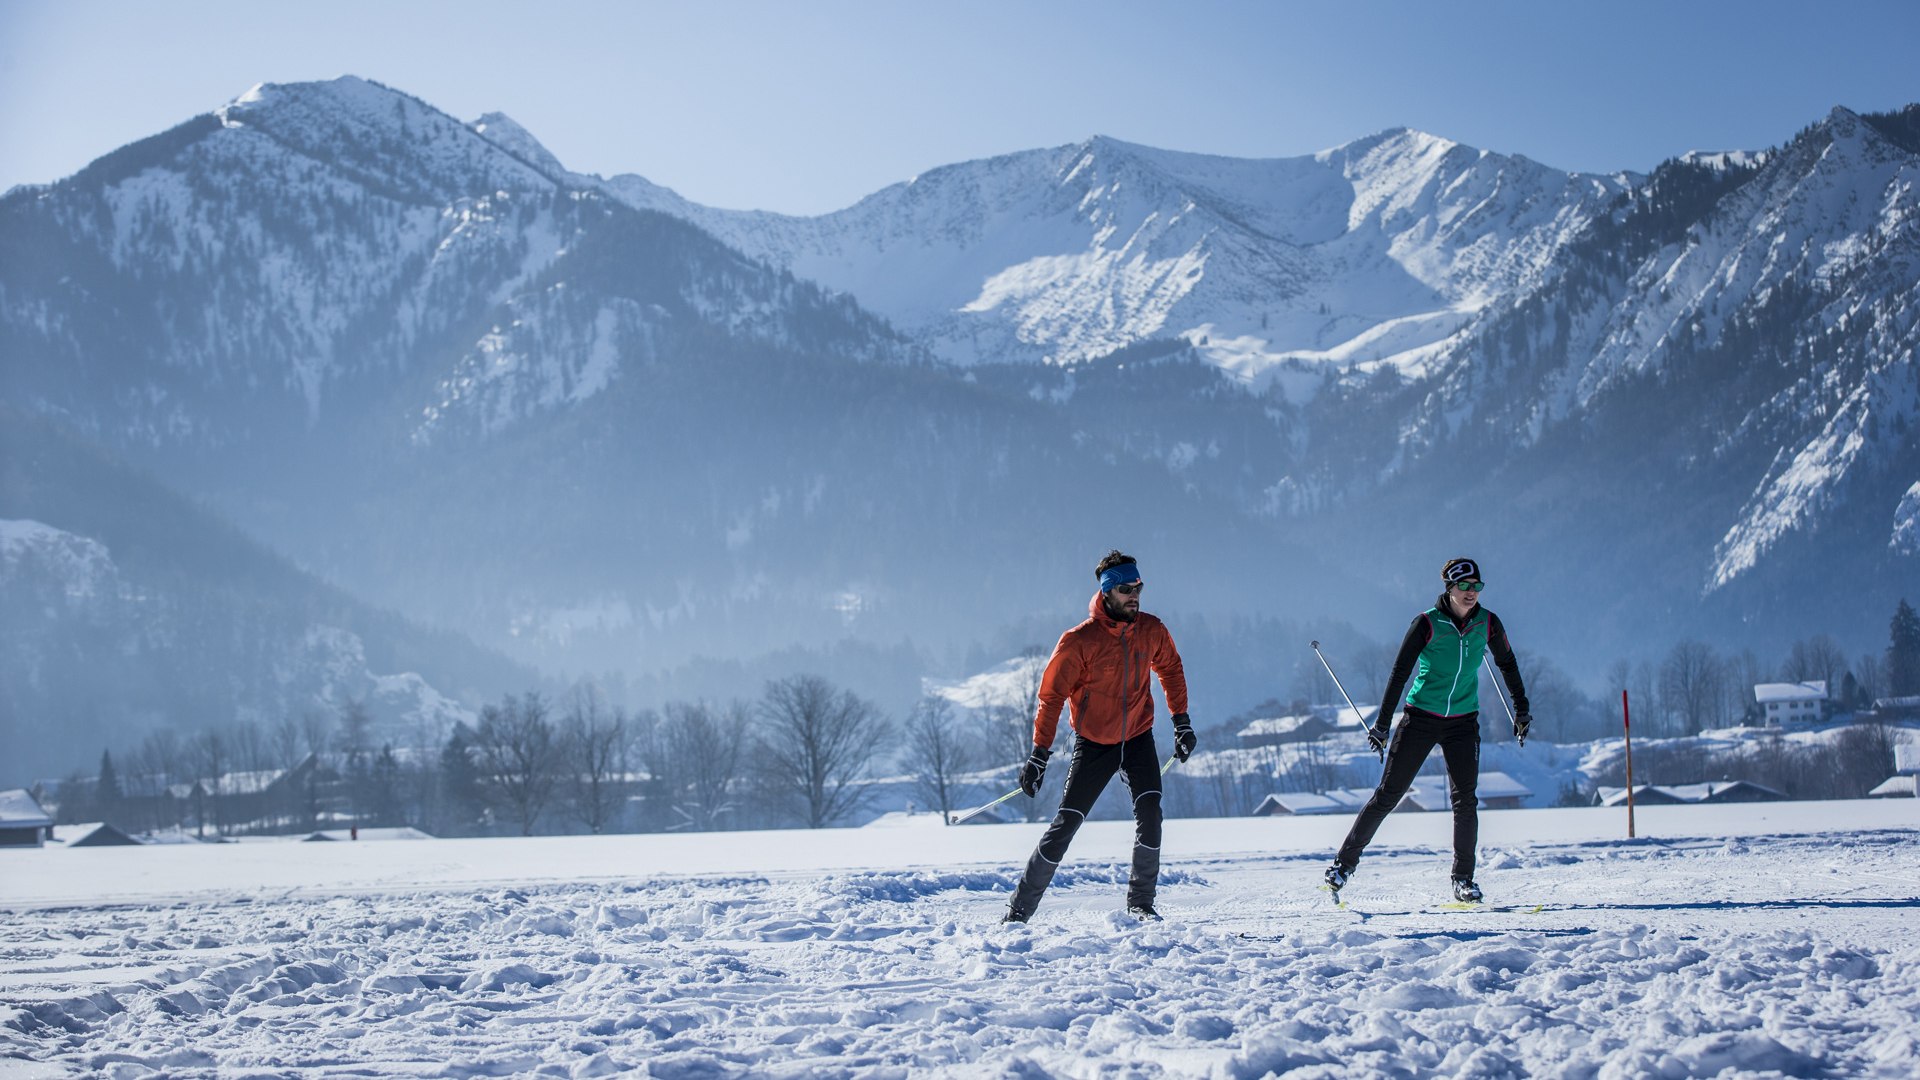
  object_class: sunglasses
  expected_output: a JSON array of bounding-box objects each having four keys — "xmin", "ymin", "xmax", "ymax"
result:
[
  {"xmin": 1111, "ymin": 582, "xmax": 1144, "ymax": 596},
  {"xmin": 1450, "ymin": 581, "xmax": 1484, "ymax": 592}
]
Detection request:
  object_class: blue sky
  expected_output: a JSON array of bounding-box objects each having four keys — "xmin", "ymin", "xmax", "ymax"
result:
[{"xmin": 3, "ymin": 0, "xmax": 1917, "ymax": 214}]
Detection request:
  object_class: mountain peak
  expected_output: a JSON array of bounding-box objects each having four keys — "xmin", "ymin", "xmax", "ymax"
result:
[
  {"xmin": 1326, "ymin": 126, "xmax": 1464, "ymax": 162},
  {"xmin": 470, "ymin": 112, "xmax": 566, "ymax": 176},
  {"xmin": 210, "ymin": 75, "xmax": 555, "ymax": 199}
]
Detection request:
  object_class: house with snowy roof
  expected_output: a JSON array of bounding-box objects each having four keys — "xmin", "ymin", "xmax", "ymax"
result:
[
  {"xmin": 1237, "ymin": 705, "xmax": 1378, "ymax": 749},
  {"xmin": 1593, "ymin": 780, "xmax": 1784, "ymax": 806},
  {"xmin": 1868, "ymin": 741, "xmax": 1920, "ymax": 798},
  {"xmin": 1, "ymin": 789, "xmax": 55, "ymax": 848},
  {"xmin": 1870, "ymin": 695, "xmax": 1920, "ymax": 721},
  {"xmin": 1753, "ymin": 681, "xmax": 1829, "ymax": 725},
  {"xmin": 1236, "ymin": 713, "xmax": 1333, "ymax": 748},
  {"xmin": 1255, "ymin": 773, "xmax": 1532, "ymax": 816},
  {"xmin": 1401, "ymin": 772, "xmax": 1534, "ymax": 811},
  {"xmin": 1251, "ymin": 791, "xmax": 1355, "ymax": 816}
]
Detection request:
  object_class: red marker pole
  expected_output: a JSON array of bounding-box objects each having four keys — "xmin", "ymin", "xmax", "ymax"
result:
[{"xmin": 1622, "ymin": 690, "xmax": 1636, "ymax": 839}]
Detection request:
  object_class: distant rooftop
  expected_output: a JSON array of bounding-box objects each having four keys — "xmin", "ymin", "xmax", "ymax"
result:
[
  {"xmin": 0, "ymin": 788, "xmax": 53, "ymax": 827},
  {"xmin": 1754, "ymin": 681, "xmax": 1828, "ymax": 703}
]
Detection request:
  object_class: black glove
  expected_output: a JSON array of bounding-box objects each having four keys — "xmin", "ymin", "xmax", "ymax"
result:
[
  {"xmin": 1018, "ymin": 746, "xmax": 1051, "ymax": 797},
  {"xmin": 1366, "ymin": 724, "xmax": 1390, "ymax": 754},
  {"xmin": 1171, "ymin": 713, "xmax": 1197, "ymax": 762},
  {"xmin": 1513, "ymin": 714, "xmax": 1532, "ymax": 744}
]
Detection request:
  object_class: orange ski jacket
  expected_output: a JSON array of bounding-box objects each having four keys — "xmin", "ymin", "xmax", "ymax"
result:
[{"xmin": 1031, "ymin": 593, "xmax": 1189, "ymax": 748}]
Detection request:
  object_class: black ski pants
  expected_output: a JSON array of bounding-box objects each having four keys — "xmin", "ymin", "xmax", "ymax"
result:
[
  {"xmin": 1335, "ymin": 710, "xmax": 1481, "ymax": 879},
  {"xmin": 1008, "ymin": 731, "xmax": 1162, "ymax": 918}
]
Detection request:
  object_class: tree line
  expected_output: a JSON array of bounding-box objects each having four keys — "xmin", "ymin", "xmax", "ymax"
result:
[
  {"xmin": 53, "ymin": 667, "xmax": 1082, "ymax": 839},
  {"xmin": 45, "ymin": 601, "xmax": 1920, "ymax": 836}
]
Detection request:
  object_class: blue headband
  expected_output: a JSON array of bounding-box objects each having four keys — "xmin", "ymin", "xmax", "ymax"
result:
[{"xmin": 1099, "ymin": 563, "xmax": 1141, "ymax": 593}]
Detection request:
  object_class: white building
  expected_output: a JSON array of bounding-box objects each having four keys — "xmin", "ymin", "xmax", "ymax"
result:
[
  {"xmin": 1869, "ymin": 741, "xmax": 1920, "ymax": 798},
  {"xmin": 1753, "ymin": 681, "xmax": 1829, "ymax": 724},
  {"xmin": 1, "ymin": 789, "xmax": 55, "ymax": 848}
]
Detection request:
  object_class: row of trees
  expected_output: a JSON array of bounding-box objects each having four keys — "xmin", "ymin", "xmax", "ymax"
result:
[
  {"xmin": 49, "ymin": 602, "xmax": 1920, "ymax": 837},
  {"xmin": 56, "ymin": 670, "xmax": 1055, "ymax": 839}
]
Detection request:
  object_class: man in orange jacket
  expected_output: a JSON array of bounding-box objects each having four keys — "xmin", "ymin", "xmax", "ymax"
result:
[{"xmin": 1003, "ymin": 550, "xmax": 1195, "ymax": 923}]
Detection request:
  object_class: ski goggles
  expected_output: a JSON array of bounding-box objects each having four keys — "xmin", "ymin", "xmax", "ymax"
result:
[{"xmin": 1450, "ymin": 581, "xmax": 1484, "ymax": 592}]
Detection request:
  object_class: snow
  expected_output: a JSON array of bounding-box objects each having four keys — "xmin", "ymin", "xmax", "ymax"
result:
[
  {"xmin": 1894, "ymin": 480, "xmax": 1920, "ymax": 555},
  {"xmin": 3, "ymin": 801, "xmax": 1917, "ymax": 1077},
  {"xmin": 1753, "ymin": 680, "xmax": 1828, "ymax": 703},
  {"xmin": 0, "ymin": 520, "xmax": 117, "ymax": 603},
  {"xmin": 0, "ymin": 790, "xmax": 52, "ymax": 829},
  {"xmin": 589, "ymin": 130, "xmax": 1618, "ymax": 375}
]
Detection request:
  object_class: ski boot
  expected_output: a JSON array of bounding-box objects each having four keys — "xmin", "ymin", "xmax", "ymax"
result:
[
  {"xmin": 1324, "ymin": 863, "xmax": 1352, "ymax": 893},
  {"xmin": 1001, "ymin": 906, "xmax": 1031, "ymax": 925},
  {"xmin": 1451, "ymin": 877, "xmax": 1483, "ymax": 903},
  {"xmin": 1126, "ymin": 903, "xmax": 1161, "ymax": 921}
]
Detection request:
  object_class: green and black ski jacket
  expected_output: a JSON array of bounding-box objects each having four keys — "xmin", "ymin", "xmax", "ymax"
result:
[{"xmin": 1375, "ymin": 595, "xmax": 1530, "ymax": 725}]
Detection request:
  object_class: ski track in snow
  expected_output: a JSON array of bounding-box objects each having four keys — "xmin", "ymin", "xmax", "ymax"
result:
[{"xmin": 3, "ymin": 828, "xmax": 1919, "ymax": 1078}]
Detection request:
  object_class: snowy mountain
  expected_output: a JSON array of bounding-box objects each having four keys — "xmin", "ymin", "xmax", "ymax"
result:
[
  {"xmin": 597, "ymin": 131, "xmax": 1626, "ymax": 382},
  {"xmin": 587, "ymin": 103, "xmax": 1916, "ymax": 619},
  {"xmin": 2, "ymin": 77, "xmax": 1915, "ymax": 778},
  {"xmin": 1331, "ymin": 106, "xmax": 1920, "ymax": 612},
  {"xmin": 0, "ymin": 77, "xmax": 908, "ymax": 456}
]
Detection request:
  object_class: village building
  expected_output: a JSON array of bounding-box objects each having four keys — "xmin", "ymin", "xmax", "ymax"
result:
[
  {"xmin": 1869, "ymin": 741, "xmax": 1920, "ymax": 798},
  {"xmin": 1236, "ymin": 705, "xmax": 1378, "ymax": 749},
  {"xmin": 1251, "ymin": 790, "xmax": 1367, "ymax": 816},
  {"xmin": 1, "ymin": 789, "xmax": 55, "ymax": 847},
  {"xmin": 1753, "ymin": 681, "xmax": 1830, "ymax": 725},
  {"xmin": 1253, "ymin": 772, "xmax": 1534, "ymax": 816},
  {"xmin": 1401, "ymin": 772, "xmax": 1533, "ymax": 811},
  {"xmin": 1593, "ymin": 780, "xmax": 1786, "ymax": 806},
  {"xmin": 66, "ymin": 822, "xmax": 143, "ymax": 847}
]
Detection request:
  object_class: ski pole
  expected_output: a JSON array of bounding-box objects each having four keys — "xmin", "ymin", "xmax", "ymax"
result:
[
  {"xmin": 1481, "ymin": 655, "xmax": 1521, "ymax": 745},
  {"xmin": 1311, "ymin": 640, "xmax": 1382, "ymax": 763},
  {"xmin": 949, "ymin": 787, "xmax": 1022, "ymax": 826},
  {"xmin": 1161, "ymin": 753, "xmax": 1180, "ymax": 775}
]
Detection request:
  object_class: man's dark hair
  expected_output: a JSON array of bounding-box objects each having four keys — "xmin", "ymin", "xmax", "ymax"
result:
[{"xmin": 1094, "ymin": 550, "xmax": 1137, "ymax": 578}]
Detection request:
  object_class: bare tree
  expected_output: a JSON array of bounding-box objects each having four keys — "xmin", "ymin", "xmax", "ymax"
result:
[
  {"xmin": 297, "ymin": 710, "xmax": 334, "ymax": 829},
  {"xmin": 1660, "ymin": 641, "xmax": 1724, "ymax": 736},
  {"xmin": 1354, "ymin": 639, "xmax": 1399, "ymax": 705},
  {"xmin": 1630, "ymin": 660, "xmax": 1662, "ymax": 736},
  {"xmin": 300, "ymin": 710, "xmax": 334, "ymax": 762},
  {"xmin": 1723, "ymin": 649, "xmax": 1766, "ymax": 724},
  {"xmin": 1832, "ymin": 720, "xmax": 1900, "ymax": 796},
  {"xmin": 1782, "ymin": 634, "xmax": 1848, "ymax": 689},
  {"xmin": 1853, "ymin": 653, "xmax": 1888, "ymax": 704},
  {"xmin": 757, "ymin": 674, "xmax": 891, "ymax": 828},
  {"xmin": 903, "ymin": 695, "xmax": 977, "ymax": 823},
  {"xmin": 472, "ymin": 693, "xmax": 559, "ymax": 836},
  {"xmin": 560, "ymin": 686, "xmax": 632, "ymax": 834},
  {"xmin": 273, "ymin": 716, "xmax": 305, "ymax": 772},
  {"xmin": 337, "ymin": 699, "xmax": 375, "ymax": 823},
  {"xmin": 977, "ymin": 646, "xmax": 1056, "ymax": 822},
  {"xmin": 193, "ymin": 728, "xmax": 228, "ymax": 837},
  {"xmin": 232, "ymin": 719, "xmax": 272, "ymax": 777},
  {"xmin": 659, "ymin": 700, "xmax": 747, "ymax": 831}
]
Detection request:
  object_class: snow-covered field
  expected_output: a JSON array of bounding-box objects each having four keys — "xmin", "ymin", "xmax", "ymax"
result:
[{"xmin": 4, "ymin": 800, "xmax": 1917, "ymax": 1078}]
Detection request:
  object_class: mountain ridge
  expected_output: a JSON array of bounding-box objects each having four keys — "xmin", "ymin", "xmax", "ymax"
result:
[{"xmin": 3, "ymin": 78, "xmax": 1913, "ymax": 782}]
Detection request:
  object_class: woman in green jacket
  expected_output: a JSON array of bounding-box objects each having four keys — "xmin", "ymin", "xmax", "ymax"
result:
[{"xmin": 1324, "ymin": 557, "xmax": 1531, "ymax": 902}]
